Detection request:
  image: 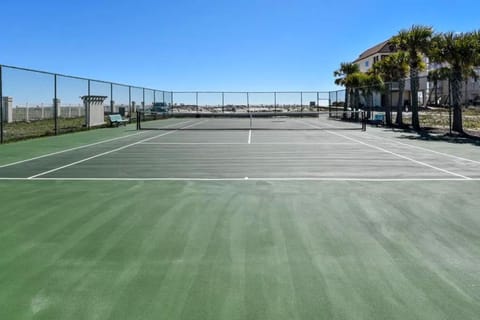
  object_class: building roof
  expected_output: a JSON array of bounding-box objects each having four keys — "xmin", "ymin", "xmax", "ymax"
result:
[{"xmin": 353, "ymin": 40, "xmax": 393, "ymax": 63}]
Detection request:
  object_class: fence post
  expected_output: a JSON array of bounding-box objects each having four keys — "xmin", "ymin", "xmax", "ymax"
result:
[
  {"xmin": 448, "ymin": 80, "xmax": 452, "ymax": 135},
  {"xmin": 196, "ymin": 92, "xmax": 199, "ymax": 114},
  {"xmin": 300, "ymin": 92, "xmax": 303, "ymax": 115},
  {"xmin": 128, "ymin": 86, "xmax": 132, "ymax": 123},
  {"xmin": 110, "ymin": 83, "xmax": 114, "ymax": 113},
  {"xmin": 274, "ymin": 92, "xmax": 277, "ymax": 114},
  {"xmin": 222, "ymin": 92, "xmax": 224, "ymax": 113},
  {"xmin": 247, "ymin": 92, "xmax": 249, "ymax": 113},
  {"xmin": 54, "ymin": 74, "xmax": 58, "ymax": 135},
  {"xmin": 142, "ymin": 88, "xmax": 145, "ymax": 111},
  {"xmin": 87, "ymin": 80, "xmax": 91, "ymax": 129},
  {"xmin": 0, "ymin": 65, "xmax": 3, "ymax": 144}
]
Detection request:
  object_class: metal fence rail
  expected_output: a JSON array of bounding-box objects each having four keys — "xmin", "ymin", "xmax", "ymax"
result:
[
  {"xmin": 2, "ymin": 64, "xmax": 480, "ymax": 143},
  {"xmin": 0, "ymin": 64, "xmax": 171, "ymax": 143},
  {"xmin": 0, "ymin": 64, "xmax": 334, "ymax": 143},
  {"xmin": 169, "ymin": 91, "xmax": 330, "ymax": 114}
]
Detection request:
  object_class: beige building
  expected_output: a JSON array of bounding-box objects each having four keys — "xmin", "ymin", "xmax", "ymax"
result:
[
  {"xmin": 353, "ymin": 40, "xmax": 480, "ymax": 108},
  {"xmin": 353, "ymin": 40, "xmax": 394, "ymax": 73}
]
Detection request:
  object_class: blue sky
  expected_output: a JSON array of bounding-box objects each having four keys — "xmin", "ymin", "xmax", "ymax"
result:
[{"xmin": 1, "ymin": 0, "xmax": 479, "ymax": 93}]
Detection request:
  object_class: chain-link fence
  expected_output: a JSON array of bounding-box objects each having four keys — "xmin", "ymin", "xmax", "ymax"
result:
[
  {"xmin": 4, "ymin": 64, "xmax": 478, "ymax": 143},
  {"xmin": 0, "ymin": 65, "xmax": 336, "ymax": 143},
  {"xmin": 329, "ymin": 75, "xmax": 480, "ymax": 134},
  {"xmin": 0, "ymin": 65, "xmax": 171, "ymax": 143},
  {"xmin": 169, "ymin": 91, "xmax": 330, "ymax": 114}
]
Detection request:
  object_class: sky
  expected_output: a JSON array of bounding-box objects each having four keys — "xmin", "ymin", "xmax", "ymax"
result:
[{"xmin": 1, "ymin": 0, "xmax": 480, "ymax": 94}]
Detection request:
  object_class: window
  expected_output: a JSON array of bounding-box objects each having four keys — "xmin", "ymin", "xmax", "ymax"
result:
[{"xmin": 365, "ymin": 60, "xmax": 369, "ymax": 67}]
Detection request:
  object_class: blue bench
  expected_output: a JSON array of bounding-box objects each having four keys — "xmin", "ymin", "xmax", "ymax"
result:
[
  {"xmin": 371, "ymin": 114, "xmax": 385, "ymax": 126},
  {"xmin": 108, "ymin": 114, "xmax": 128, "ymax": 127}
]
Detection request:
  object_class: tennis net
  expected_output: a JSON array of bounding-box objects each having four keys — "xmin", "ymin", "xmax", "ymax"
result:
[{"xmin": 136, "ymin": 110, "xmax": 366, "ymax": 131}]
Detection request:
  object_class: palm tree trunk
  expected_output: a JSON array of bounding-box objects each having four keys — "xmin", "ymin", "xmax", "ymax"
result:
[
  {"xmin": 410, "ymin": 68, "xmax": 420, "ymax": 130},
  {"xmin": 385, "ymin": 84, "xmax": 392, "ymax": 125},
  {"xmin": 451, "ymin": 70, "xmax": 463, "ymax": 132},
  {"xmin": 354, "ymin": 89, "xmax": 361, "ymax": 119},
  {"xmin": 396, "ymin": 80, "xmax": 405, "ymax": 126}
]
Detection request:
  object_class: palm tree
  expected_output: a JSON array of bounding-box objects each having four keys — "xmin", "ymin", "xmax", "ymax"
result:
[
  {"xmin": 430, "ymin": 31, "xmax": 480, "ymax": 132},
  {"xmin": 345, "ymin": 72, "xmax": 367, "ymax": 119},
  {"xmin": 391, "ymin": 25, "xmax": 433, "ymax": 130},
  {"xmin": 362, "ymin": 71, "xmax": 384, "ymax": 120},
  {"xmin": 334, "ymin": 62, "xmax": 360, "ymax": 113},
  {"xmin": 372, "ymin": 52, "xmax": 409, "ymax": 126}
]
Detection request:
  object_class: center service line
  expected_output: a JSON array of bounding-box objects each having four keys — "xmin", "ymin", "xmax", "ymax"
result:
[{"xmin": 248, "ymin": 130, "xmax": 252, "ymax": 144}]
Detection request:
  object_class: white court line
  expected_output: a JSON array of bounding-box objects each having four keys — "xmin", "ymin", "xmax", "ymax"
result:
[
  {"xmin": 0, "ymin": 119, "xmax": 195, "ymax": 169},
  {"xmin": 363, "ymin": 132, "xmax": 480, "ymax": 165},
  {"xmin": 27, "ymin": 120, "xmax": 207, "ymax": 179},
  {"xmin": 0, "ymin": 131, "xmax": 146, "ymax": 169},
  {"xmin": 320, "ymin": 117, "xmax": 480, "ymax": 164},
  {"xmin": 248, "ymin": 130, "xmax": 252, "ymax": 144},
  {"xmin": 1, "ymin": 177, "xmax": 479, "ymax": 182},
  {"xmin": 300, "ymin": 120, "xmax": 472, "ymax": 180}
]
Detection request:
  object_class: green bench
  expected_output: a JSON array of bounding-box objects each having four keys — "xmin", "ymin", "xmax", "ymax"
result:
[{"xmin": 108, "ymin": 114, "xmax": 128, "ymax": 127}]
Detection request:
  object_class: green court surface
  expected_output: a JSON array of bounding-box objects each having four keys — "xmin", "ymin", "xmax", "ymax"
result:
[{"xmin": 1, "ymin": 119, "xmax": 480, "ymax": 319}]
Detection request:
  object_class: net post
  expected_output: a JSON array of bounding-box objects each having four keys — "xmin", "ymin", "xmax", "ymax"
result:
[
  {"xmin": 136, "ymin": 111, "xmax": 141, "ymax": 130},
  {"xmin": 362, "ymin": 111, "xmax": 367, "ymax": 131}
]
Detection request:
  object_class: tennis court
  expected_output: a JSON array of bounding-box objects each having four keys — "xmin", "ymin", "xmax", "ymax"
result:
[{"xmin": 1, "ymin": 115, "xmax": 480, "ymax": 319}]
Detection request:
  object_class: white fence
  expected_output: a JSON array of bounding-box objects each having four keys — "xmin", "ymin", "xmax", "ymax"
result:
[
  {"xmin": 12, "ymin": 106, "xmax": 86, "ymax": 122},
  {"xmin": 11, "ymin": 104, "xmax": 132, "ymax": 122}
]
